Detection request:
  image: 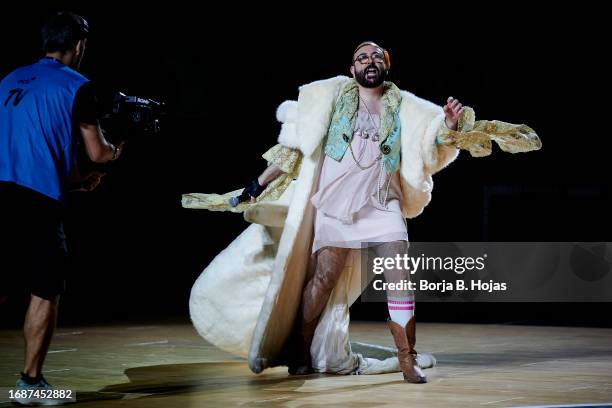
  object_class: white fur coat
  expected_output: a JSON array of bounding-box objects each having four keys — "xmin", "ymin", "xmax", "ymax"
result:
[{"xmin": 189, "ymin": 76, "xmax": 458, "ymax": 375}]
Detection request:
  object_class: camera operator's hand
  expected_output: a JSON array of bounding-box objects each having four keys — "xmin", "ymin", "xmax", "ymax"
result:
[
  {"xmin": 109, "ymin": 140, "xmax": 125, "ymax": 161},
  {"xmin": 78, "ymin": 171, "xmax": 105, "ymax": 192},
  {"xmin": 80, "ymin": 122, "xmax": 123, "ymax": 163}
]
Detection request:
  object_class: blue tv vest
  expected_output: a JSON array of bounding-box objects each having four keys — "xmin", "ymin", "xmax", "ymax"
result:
[{"xmin": 0, "ymin": 57, "xmax": 89, "ymax": 202}]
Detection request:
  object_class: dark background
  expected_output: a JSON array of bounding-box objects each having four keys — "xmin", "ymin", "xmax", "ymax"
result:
[{"xmin": 1, "ymin": 5, "xmax": 610, "ymax": 327}]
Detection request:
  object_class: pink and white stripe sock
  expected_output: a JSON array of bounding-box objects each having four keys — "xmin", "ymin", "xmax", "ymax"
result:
[{"xmin": 387, "ymin": 295, "xmax": 415, "ymax": 327}]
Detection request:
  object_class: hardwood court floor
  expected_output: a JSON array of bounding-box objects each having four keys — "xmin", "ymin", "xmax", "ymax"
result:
[{"xmin": 1, "ymin": 320, "xmax": 611, "ymax": 407}]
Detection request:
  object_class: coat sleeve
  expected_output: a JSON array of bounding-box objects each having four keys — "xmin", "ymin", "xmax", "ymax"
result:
[
  {"xmin": 421, "ymin": 110, "xmax": 460, "ymax": 175},
  {"xmin": 275, "ymin": 100, "xmax": 300, "ymax": 149},
  {"xmin": 398, "ymin": 91, "xmax": 460, "ymax": 219}
]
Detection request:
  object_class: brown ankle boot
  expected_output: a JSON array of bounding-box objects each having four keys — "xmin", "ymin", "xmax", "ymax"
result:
[{"xmin": 387, "ymin": 318, "xmax": 427, "ymax": 383}]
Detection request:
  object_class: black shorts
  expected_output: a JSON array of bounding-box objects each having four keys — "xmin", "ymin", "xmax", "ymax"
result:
[{"xmin": 0, "ymin": 182, "xmax": 67, "ymax": 300}]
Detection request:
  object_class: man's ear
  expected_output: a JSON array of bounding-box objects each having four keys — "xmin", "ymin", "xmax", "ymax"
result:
[
  {"xmin": 350, "ymin": 65, "xmax": 355, "ymax": 77},
  {"xmin": 75, "ymin": 39, "xmax": 85, "ymax": 56}
]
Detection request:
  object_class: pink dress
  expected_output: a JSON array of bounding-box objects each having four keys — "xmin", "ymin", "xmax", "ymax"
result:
[{"xmin": 311, "ymin": 111, "xmax": 408, "ymax": 254}]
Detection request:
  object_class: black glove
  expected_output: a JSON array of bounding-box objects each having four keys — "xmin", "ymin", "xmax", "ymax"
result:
[
  {"xmin": 243, "ymin": 179, "xmax": 266, "ymax": 198},
  {"xmin": 228, "ymin": 179, "xmax": 265, "ymax": 207}
]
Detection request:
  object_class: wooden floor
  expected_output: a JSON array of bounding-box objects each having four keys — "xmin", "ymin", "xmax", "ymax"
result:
[{"xmin": 1, "ymin": 320, "xmax": 611, "ymax": 407}]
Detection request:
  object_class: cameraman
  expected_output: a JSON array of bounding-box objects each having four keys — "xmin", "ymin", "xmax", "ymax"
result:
[{"xmin": 0, "ymin": 11, "xmax": 120, "ymax": 398}]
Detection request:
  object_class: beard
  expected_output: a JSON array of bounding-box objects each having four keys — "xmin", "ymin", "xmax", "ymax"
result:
[{"xmin": 354, "ymin": 63, "xmax": 387, "ymax": 88}]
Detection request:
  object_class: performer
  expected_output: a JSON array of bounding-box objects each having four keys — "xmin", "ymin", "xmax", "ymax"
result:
[
  {"xmin": 0, "ymin": 12, "xmax": 121, "ymax": 402},
  {"xmin": 184, "ymin": 41, "xmax": 540, "ymax": 382}
]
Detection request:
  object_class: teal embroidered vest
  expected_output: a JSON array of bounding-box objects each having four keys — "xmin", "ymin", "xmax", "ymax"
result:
[{"xmin": 323, "ymin": 80, "xmax": 402, "ymax": 174}]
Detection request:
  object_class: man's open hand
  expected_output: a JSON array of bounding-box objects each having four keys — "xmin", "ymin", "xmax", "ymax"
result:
[{"xmin": 443, "ymin": 96, "xmax": 464, "ymax": 130}]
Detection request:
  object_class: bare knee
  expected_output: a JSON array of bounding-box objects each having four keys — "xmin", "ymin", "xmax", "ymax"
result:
[
  {"xmin": 374, "ymin": 240, "xmax": 408, "ymax": 257},
  {"xmin": 311, "ymin": 249, "xmax": 349, "ymax": 292},
  {"xmin": 311, "ymin": 270, "xmax": 340, "ymax": 294},
  {"xmin": 30, "ymin": 294, "xmax": 59, "ymax": 308}
]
